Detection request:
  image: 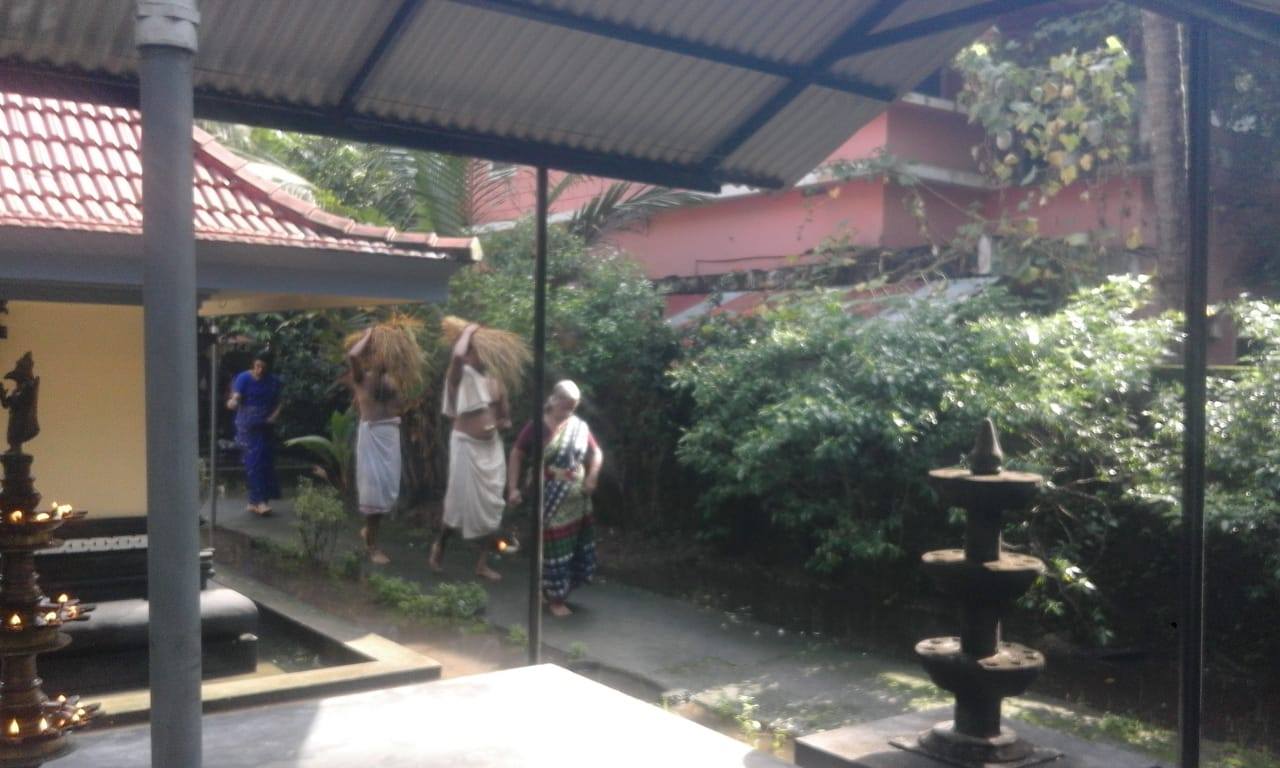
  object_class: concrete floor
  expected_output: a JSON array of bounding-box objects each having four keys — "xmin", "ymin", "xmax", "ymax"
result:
[{"xmin": 72, "ymin": 665, "xmax": 790, "ymax": 767}]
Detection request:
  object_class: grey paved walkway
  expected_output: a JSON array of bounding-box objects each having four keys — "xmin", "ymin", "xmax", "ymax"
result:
[
  {"xmin": 206, "ymin": 493, "xmax": 1163, "ymax": 766},
  {"xmin": 209, "ymin": 495, "xmax": 913, "ymax": 734}
]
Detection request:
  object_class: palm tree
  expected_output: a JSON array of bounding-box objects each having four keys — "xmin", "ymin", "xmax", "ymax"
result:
[
  {"xmin": 1141, "ymin": 11, "xmax": 1188, "ymax": 310},
  {"xmin": 559, "ymin": 178, "xmax": 709, "ymax": 245}
]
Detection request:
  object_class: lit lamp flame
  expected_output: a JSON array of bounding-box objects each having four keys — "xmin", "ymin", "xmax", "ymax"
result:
[
  {"xmin": 496, "ymin": 539, "xmax": 508, "ymax": 552},
  {"xmin": 56, "ymin": 504, "xmax": 72, "ymax": 517},
  {"xmin": 37, "ymin": 718, "xmax": 48, "ymax": 733},
  {"xmin": 43, "ymin": 612, "xmax": 56, "ymax": 623},
  {"xmin": 7, "ymin": 614, "xmax": 22, "ymax": 630},
  {"xmin": 8, "ymin": 511, "xmax": 22, "ymax": 524},
  {"xmin": 34, "ymin": 512, "xmax": 49, "ymax": 522},
  {"xmin": 7, "ymin": 720, "xmax": 18, "ymax": 737},
  {"xmin": 65, "ymin": 606, "xmax": 77, "ymax": 620},
  {"xmin": 56, "ymin": 594, "xmax": 68, "ymax": 604},
  {"xmin": 56, "ymin": 695, "xmax": 66, "ymax": 703}
]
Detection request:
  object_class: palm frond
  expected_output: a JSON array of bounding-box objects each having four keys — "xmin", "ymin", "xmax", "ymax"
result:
[{"xmin": 568, "ymin": 182, "xmax": 709, "ymax": 244}]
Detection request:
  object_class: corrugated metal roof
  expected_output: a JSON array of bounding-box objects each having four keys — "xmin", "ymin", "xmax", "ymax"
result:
[{"xmin": 0, "ymin": 0, "xmax": 1276, "ymax": 191}]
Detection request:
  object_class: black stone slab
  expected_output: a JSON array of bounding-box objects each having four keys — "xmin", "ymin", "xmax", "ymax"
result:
[
  {"xmin": 795, "ymin": 709, "xmax": 1165, "ymax": 768},
  {"xmin": 71, "ymin": 664, "xmax": 790, "ymax": 767}
]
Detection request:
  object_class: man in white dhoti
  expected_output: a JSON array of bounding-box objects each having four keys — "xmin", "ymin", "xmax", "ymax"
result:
[
  {"xmin": 348, "ymin": 326, "xmax": 406, "ymax": 565},
  {"xmin": 430, "ymin": 322, "xmax": 511, "ymax": 581}
]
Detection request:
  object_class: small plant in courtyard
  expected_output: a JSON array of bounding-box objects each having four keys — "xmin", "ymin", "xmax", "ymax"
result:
[
  {"xmin": 293, "ymin": 479, "xmax": 347, "ymax": 566},
  {"xmin": 733, "ymin": 695, "xmax": 762, "ymax": 747},
  {"xmin": 330, "ymin": 549, "xmax": 363, "ymax": 581},
  {"xmin": 368, "ymin": 574, "xmax": 488, "ymax": 621},
  {"xmin": 567, "ymin": 641, "xmax": 588, "ymax": 661},
  {"xmin": 285, "ymin": 409, "xmax": 359, "ymax": 509},
  {"xmin": 504, "ymin": 624, "xmax": 528, "ymax": 647}
]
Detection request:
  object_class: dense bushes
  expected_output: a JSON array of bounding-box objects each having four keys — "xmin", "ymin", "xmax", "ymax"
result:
[
  {"xmin": 673, "ymin": 276, "xmax": 1280, "ymax": 650},
  {"xmin": 449, "ymin": 222, "xmax": 686, "ymax": 526}
]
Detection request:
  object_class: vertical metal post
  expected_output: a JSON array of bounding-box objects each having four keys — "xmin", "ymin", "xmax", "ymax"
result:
[
  {"xmin": 1180, "ymin": 19, "xmax": 1211, "ymax": 768},
  {"xmin": 528, "ymin": 166, "xmax": 549, "ymax": 665},
  {"xmin": 137, "ymin": 2, "xmax": 202, "ymax": 765},
  {"xmin": 208, "ymin": 330, "xmax": 219, "ymax": 545}
]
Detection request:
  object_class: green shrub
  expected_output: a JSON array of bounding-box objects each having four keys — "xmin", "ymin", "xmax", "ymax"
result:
[
  {"xmin": 293, "ymin": 479, "xmax": 347, "ymax": 565},
  {"xmin": 368, "ymin": 574, "xmax": 488, "ymax": 621},
  {"xmin": 674, "ymin": 275, "xmax": 1280, "ymax": 650}
]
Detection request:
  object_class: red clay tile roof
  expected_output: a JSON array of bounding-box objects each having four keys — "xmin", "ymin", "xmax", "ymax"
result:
[{"xmin": 0, "ymin": 92, "xmax": 475, "ymax": 260}]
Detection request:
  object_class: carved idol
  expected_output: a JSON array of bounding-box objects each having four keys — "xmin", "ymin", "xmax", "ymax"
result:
[{"xmin": 0, "ymin": 352, "xmax": 39, "ymax": 453}]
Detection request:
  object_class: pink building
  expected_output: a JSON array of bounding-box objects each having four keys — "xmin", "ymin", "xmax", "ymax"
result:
[{"xmin": 478, "ymin": 92, "xmax": 1153, "ymax": 282}]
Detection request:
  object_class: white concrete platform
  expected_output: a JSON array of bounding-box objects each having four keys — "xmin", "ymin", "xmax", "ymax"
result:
[{"xmin": 69, "ymin": 664, "xmax": 788, "ymax": 767}]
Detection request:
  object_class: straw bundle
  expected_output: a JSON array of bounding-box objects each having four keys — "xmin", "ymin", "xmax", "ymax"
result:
[
  {"xmin": 345, "ymin": 315, "xmax": 426, "ymax": 397},
  {"xmin": 441, "ymin": 315, "xmax": 531, "ymax": 395}
]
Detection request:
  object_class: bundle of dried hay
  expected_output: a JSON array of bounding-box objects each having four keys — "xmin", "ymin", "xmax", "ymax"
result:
[
  {"xmin": 441, "ymin": 315, "xmax": 531, "ymax": 395},
  {"xmin": 345, "ymin": 314, "xmax": 426, "ymax": 398}
]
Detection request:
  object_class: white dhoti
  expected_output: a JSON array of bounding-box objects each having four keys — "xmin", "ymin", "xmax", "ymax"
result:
[
  {"xmin": 443, "ymin": 430, "xmax": 505, "ymax": 539},
  {"xmin": 357, "ymin": 418, "xmax": 401, "ymax": 516}
]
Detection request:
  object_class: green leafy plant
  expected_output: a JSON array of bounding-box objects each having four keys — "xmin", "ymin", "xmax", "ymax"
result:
[
  {"xmin": 368, "ymin": 574, "xmax": 488, "ymax": 621},
  {"xmin": 293, "ymin": 479, "xmax": 347, "ymax": 566},
  {"xmin": 955, "ymin": 35, "xmax": 1136, "ymax": 202},
  {"xmin": 567, "ymin": 641, "xmax": 588, "ymax": 661},
  {"xmin": 733, "ymin": 695, "xmax": 762, "ymax": 747},
  {"xmin": 285, "ymin": 409, "xmax": 358, "ymax": 507},
  {"xmin": 504, "ymin": 624, "xmax": 528, "ymax": 647}
]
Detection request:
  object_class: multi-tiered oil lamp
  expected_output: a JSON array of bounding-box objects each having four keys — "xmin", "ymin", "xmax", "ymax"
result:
[
  {"xmin": 892, "ymin": 419, "xmax": 1059, "ymax": 767},
  {"xmin": 0, "ymin": 353, "xmax": 98, "ymax": 767}
]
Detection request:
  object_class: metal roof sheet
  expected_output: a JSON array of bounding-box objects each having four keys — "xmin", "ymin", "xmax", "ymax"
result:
[{"xmin": 0, "ymin": 0, "xmax": 1276, "ymax": 191}]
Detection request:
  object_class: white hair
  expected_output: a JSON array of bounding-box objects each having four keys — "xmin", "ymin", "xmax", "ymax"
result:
[{"xmin": 547, "ymin": 379, "xmax": 581, "ymax": 408}]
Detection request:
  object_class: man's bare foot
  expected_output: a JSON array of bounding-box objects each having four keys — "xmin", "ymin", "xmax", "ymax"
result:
[
  {"xmin": 548, "ymin": 601, "xmax": 572, "ymax": 618},
  {"xmin": 474, "ymin": 563, "xmax": 502, "ymax": 582},
  {"xmin": 368, "ymin": 548, "xmax": 390, "ymax": 565},
  {"xmin": 427, "ymin": 542, "xmax": 444, "ymax": 573}
]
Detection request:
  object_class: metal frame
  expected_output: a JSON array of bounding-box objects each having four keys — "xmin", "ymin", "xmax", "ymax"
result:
[
  {"xmin": 1180, "ymin": 19, "xmax": 1212, "ymax": 768},
  {"xmin": 527, "ymin": 166, "xmax": 549, "ymax": 665},
  {"xmin": 447, "ymin": 0, "xmax": 895, "ymax": 102},
  {"xmin": 835, "ymin": 0, "xmax": 1057, "ymax": 56},
  {"xmin": 338, "ymin": 0, "xmax": 428, "ymax": 111},
  {"xmin": 701, "ymin": 0, "xmax": 905, "ymax": 175}
]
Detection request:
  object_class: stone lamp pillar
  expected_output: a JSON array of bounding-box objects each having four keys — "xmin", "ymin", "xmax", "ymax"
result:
[{"xmin": 891, "ymin": 419, "xmax": 1060, "ymax": 767}]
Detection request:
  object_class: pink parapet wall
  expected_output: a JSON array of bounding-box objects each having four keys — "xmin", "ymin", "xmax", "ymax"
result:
[{"xmin": 610, "ymin": 180, "xmax": 888, "ymax": 279}]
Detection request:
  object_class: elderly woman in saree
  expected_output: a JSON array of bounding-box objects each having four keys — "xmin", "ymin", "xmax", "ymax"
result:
[
  {"xmin": 507, "ymin": 380, "xmax": 603, "ymax": 618},
  {"xmin": 226, "ymin": 351, "xmax": 283, "ymax": 516}
]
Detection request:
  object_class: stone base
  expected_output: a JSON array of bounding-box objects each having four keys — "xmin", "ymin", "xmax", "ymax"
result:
[
  {"xmin": 795, "ymin": 709, "xmax": 1166, "ymax": 768},
  {"xmin": 889, "ymin": 725, "xmax": 1061, "ymax": 768}
]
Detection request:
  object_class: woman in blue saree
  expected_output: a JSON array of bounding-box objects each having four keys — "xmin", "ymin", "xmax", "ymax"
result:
[
  {"xmin": 507, "ymin": 380, "xmax": 603, "ymax": 618},
  {"xmin": 227, "ymin": 352, "xmax": 283, "ymax": 516}
]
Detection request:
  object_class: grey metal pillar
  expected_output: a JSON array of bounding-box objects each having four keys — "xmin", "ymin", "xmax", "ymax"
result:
[
  {"xmin": 208, "ymin": 328, "xmax": 219, "ymax": 546},
  {"xmin": 1179, "ymin": 19, "xmax": 1211, "ymax": 768},
  {"xmin": 528, "ymin": 166, "xmax": 548, "ymax": 665},
  {"xmin": 137, "ymin": 2, "xmax": 203, "ymax": 766}
]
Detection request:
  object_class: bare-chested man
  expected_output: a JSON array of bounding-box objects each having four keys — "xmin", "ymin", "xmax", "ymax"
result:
[{"xmin": 348, "ymin": 326, "xmax": 404, "ymax": 565}]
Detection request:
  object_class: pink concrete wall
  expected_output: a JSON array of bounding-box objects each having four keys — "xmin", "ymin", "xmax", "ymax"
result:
[
  {"xmin": 881, "ymin": 182, "xmax": 989, "ymax": 249},
  {"xmin": 983, "ymin": 176, "xmax": 1153, "ymax": 246},
  {"xmin": 825, "ymin": 112, "xmax": 891, "ymax": 164},
  {"xmin": 609, "ymin": 180, "xmax": 888, "ymax": 279},
  {"xmin": 884, "ymin": 102, "xmax": 983, "ymax": 172}
]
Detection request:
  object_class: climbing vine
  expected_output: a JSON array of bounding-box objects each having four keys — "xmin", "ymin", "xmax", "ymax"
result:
[{"xmin": 955, "ymin": 36, "xmax": 1137, "ymax": 204}]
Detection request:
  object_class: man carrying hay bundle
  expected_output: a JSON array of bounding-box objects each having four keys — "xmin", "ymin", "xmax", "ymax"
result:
[
  {"xmin": 430, "ymin": 317, "xmax": 529, "ymax": 581},
  {"xmin": 346, "ymin": 319, "xmax": 424, "ymax": 565}
]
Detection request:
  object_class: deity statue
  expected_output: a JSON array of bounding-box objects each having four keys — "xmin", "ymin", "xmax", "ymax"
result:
[{"xmin": 0, "ymin": 352, "xmax": 39, "ymax": 453}]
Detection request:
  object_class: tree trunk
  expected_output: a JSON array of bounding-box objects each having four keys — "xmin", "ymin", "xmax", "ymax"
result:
[{"xmin": 1142, "ymin": 11, "xmax": 1189, "ymax": 310}]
